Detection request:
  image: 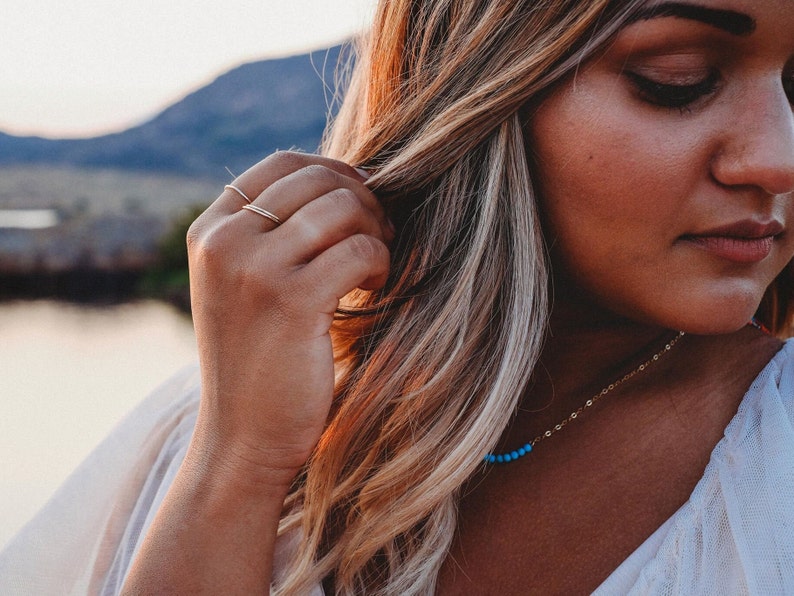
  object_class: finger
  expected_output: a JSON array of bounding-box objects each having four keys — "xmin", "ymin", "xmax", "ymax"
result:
[
  {"xmin": 294, "ymin": 234, "xmax": 391, "ymax": 310},
  {"xmin": 212, "ymin": 152, "xmax": 371, "ymax": 216},
  {"xmin": 270, "ymin": 187, "xmax": 389, "ymax": 263},
  {"xmin": 240, "ymin": 204, "xmax": 284, "ymax": 228},
  {"xmin": 250, "ymin": 165, "xmax": 390, "ymax": 238},
  {"xmin": 224, "ymin": 184, "xmax": 254, "ymax": 205},
  {"xmin": 232, "ymin": 166, "xmax": 393, "ymax": 243}
]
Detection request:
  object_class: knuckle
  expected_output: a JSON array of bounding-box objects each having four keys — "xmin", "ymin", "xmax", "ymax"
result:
[
  {"xmin": 264, "ymin": 150, "xmax": 307, "ymax": 174},
  {"xmin": 187, "ymin": 219, "xmax": 236, "ymax": 268},
  {"xmin": 186, "ymin": 216, "xmax": 217, "ymax": 260},
  {"xmin": 185, "ymin": 217, "xmax": 303, "ymax": 311},
  {"xmin": 185, "ymin": 217, "xmax": 204, "ymax": 253},
  {"xmin": 347, "ymin": 234, "xmax": 384, "ymax": 262},
  {"xmin": 288, "ymin": 209, "xmax": 323, "ymax": 244},
  {"xmin": 328, "ymin": 187, "xmax": 365, "ymax": 220},
  {"xmin": 302, "ymin": 163, "xmax": 339, "ymax": 185}
]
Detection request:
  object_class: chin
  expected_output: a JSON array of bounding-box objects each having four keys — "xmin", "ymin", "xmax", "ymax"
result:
[
  {"xmin": 678, "ymin": 317, "xmax": 756, "ymax": 336},
  {"xmin": 668, "ymin": 287, "xmax": 765, "ymax": 336},
  {"xmin": 618, "ymin": 279, "xmax": 767, "ymax": 336}
]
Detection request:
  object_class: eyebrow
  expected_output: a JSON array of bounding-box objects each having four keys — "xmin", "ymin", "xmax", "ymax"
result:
[{"xmin": 629, "ymin": 2, "xmax": 756, "ymax": 36}]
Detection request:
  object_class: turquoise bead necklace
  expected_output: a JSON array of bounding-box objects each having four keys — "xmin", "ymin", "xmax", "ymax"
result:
[{"xmin": 485, "ymin": 330, "xmax": 686, "ymax": 464}]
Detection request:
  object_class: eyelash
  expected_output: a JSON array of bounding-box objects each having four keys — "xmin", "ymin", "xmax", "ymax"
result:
[{"xmin": 626, "ymin": 69, "xmax": 720, "ymax": 112}]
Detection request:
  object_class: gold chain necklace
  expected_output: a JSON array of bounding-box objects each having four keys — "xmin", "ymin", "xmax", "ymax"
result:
[{"xmin": 485, "ymin": 331, "xmax": 686, "ymax": 464}]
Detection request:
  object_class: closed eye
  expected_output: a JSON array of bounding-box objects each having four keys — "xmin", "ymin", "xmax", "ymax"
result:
[{"xmin": 626, "ymin": 69, "xmax": 720, "ymax": 111}]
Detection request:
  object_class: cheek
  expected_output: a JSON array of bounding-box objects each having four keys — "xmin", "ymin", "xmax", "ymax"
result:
[
  {"xmin": 526, "ymin": 85, "xmax": 730, "ymax": 328},
  {"xmin": 528, "ymin": 86, "xmax": 710, "ymax": 263}
]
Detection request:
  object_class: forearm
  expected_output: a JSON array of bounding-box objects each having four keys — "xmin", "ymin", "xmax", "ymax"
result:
[{"xmin": 121, "ymin": 447, "xmax": 292, "ymax": 595}]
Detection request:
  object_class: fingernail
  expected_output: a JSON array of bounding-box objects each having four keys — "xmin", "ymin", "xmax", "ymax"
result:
[{"xmin": 354, "ymin": 167, "xmax": 372, "ymax": 180}]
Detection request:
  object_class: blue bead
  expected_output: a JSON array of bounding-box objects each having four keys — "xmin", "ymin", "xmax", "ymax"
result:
[{"xmin": 485, "ymin": 443, "xmax": 536, "ymax": 464}]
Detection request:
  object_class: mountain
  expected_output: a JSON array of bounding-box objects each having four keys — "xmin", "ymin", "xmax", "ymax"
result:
[{"xmin": 0, "ymin": 45, "xmax": 347, "ymax": 180}]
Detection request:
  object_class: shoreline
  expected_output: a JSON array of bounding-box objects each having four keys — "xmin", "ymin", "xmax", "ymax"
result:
[{"xmin": 0, "ymin": 270, "xmax": 191, "ymax": 312}]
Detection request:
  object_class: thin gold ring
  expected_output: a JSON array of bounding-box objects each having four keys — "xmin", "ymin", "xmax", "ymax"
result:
[
  {"xmin": 224, "ymin": 184, "xmax": 252, "ymax": 204},
  {"xmin": 242, "ymin": 204, "xmax": 283, "ymax": 226}
]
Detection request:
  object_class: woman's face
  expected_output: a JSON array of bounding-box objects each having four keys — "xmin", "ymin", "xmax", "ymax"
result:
[{"xmin": 528, "ymin": 0, "xmax": 794, "ymax": 334}]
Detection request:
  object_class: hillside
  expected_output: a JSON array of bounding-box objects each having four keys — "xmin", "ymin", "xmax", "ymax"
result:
[{"xmin": 0, "ymin": 45, "xmax": 347, "ymax": 179}]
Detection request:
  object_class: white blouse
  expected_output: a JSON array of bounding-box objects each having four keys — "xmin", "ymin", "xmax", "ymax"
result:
[{"xmin": 2, "ymin": 341, "xmax": 793, "ymax": 595}]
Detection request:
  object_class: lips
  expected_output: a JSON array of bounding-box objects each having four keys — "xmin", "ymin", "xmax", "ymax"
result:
[{"xmin": 681, "ymin": 220, "xmax": 784, "ymax": 264}]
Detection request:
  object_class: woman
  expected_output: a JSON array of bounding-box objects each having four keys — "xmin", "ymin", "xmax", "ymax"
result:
[{"xmin": 2, "ymin": 0, "xmax": 793, "ymax": 593}]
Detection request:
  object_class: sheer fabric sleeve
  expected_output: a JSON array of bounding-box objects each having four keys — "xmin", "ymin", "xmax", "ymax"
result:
[
  {"xmin": 0, "ymin": 365, "xmax": 201, "ymax": 595},
  {"xmin": 0, "ymin": 365, "xmax": 325, "ymax": 596},
  {"xmin": 595, "ymin": 340, "xmax": 794, "ymax": 595}
]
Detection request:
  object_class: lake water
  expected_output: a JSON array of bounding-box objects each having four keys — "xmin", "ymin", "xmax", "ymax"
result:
[
  {"xmin": 0, "ymin": 209, "xmax": 60, "ymax": 229},
  {"xmin": 0, "ymin": 300, "xmax": 198, "ymax": 548}
]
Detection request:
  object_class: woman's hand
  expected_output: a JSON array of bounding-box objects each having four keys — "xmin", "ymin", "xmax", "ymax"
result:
[
  {"xmin": 123, "ymin": 152, "xmax": 391, "ymax": 594},
  {"xmin": 186, "ymin": 151, "xmax": 393, "ymax": 491}
]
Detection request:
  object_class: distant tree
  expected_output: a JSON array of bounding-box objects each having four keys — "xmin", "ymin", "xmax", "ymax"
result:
[{"xmin": 137, "ymin": 204, "xmax": 206, "ymax": 311}]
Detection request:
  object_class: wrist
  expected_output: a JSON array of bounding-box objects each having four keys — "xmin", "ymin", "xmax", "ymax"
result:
[{"xmin": 182, "ymin": 427, "xmax": 304, "ymax": 502}]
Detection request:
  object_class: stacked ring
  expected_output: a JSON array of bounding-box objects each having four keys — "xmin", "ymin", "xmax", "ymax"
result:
[
  {"xmin": 224, "ymin": 184, "xmax": 252, "ymax": 204},
  {"xmin": 242, "ymin": 204, "xmax": 283, "ymax": 226}
]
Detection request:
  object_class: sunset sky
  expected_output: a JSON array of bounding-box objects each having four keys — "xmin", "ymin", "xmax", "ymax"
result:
[{"xmin": 1, "ymin": 0, "xmax": 376, "ymax": 138}]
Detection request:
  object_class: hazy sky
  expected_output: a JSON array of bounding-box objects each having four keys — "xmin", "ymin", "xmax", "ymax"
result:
[{"xmin": 1, "ymin": 0, "xmax": 377, "ymax": 138}]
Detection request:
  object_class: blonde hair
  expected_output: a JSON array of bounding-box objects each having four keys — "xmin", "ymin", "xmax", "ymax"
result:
[{"xmin": 274, "ymin": 1, "xmax": 671, "ymax": 594}]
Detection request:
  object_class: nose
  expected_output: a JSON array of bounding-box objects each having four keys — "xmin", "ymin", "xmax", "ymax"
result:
[{"xmin": 711, "ymin": 82, "xmax": 794, "ymax": 196}]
